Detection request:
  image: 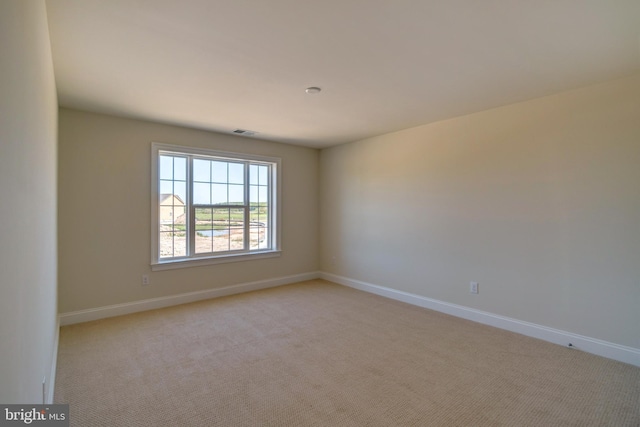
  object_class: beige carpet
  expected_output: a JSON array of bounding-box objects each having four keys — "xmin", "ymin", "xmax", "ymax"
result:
[{"xmin": 55, "ymin": 280, "xmax": 640, "ymax": 426}]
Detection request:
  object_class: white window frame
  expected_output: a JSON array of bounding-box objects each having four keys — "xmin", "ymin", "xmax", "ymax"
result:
[{"xmin": 151, "ymin": 142, "xmax": 281, "ymax": 271}]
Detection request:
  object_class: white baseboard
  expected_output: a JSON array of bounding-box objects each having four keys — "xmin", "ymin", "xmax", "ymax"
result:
[
  {"xmin": 320, "ymin": 272, "xmax": 640, "ymax": 368},
  {"xmin": 47, "ymin": 317, "xmax": 59, "ymax": 404},
  {"xmin": 59, "ymin": 271, "xmax": 320, "ymax": 326}
]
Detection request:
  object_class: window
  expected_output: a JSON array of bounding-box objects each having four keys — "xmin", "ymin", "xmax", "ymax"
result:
[{"xmin": 151, "ymin": 143, "xmax": 280, "ymax": 270}]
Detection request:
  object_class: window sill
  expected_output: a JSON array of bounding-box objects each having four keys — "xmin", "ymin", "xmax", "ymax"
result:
[{"xmin": 151, "ymin": 250, "xmax": 281, "ymax": 271}]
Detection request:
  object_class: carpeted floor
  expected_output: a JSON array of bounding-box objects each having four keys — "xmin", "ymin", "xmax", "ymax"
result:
[{"xmin": 54, "ymin": 280, "xmax": 640, "ymax": 426}]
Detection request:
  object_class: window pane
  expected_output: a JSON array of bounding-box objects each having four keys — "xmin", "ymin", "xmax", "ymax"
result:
[
  {"xmin": 249, "ymin": 165, "xmax": 258, "ymax": 185},
  {"xmin": 253, "ymin": 204, "xmax": 268, "ymax": 223},
  {"xmin": 195, "ymin": 229, "xmax": 213, "ymax": 254},
  {"xmin": 160, "ymin": 188, "xmax": 173, "ymax": 205},
  {"xmin": 212, "ymin": 183, "xmax": 227, "ymax": 204},
  {"xmin": 230, "ymin": 227, "xmax": 244, "ymax": 250},
  {"xmin": 159, "ymin": 156, "xmax": 174, "ymax": 180},
  {"xmin": 196, "ymin": 207, "xmax": 213, "ymax": 223},
  {"xmin": 212, "ymin": 208, "xmax": 230, "ymax": 252},
  {"xmin": 251, "ymin": 205, "xmax": 269, "ymax": 222},
  {"xmin": 250, "ymin": 209, "xmax": 260, "ymax": 224},
  {"xmin": 229, "ymin": 184, "xmax": 244, "ymax": 204},
  {"xmin": 160, "ymin": 231, "xmax": 174, "ymax": 258},
  {"xmin": 212, "ymin": 233, "xmax": 229, "ymax": 252},
  {"xmin": 160, "ymin": 206, "xmax": 174, "ymax": 224},
  {"xmin": 228, "ymin": 162, "xmax": 244, "ymax": 184},
  {"xmin": 173, "ymin": 204, "xmax": 186, "ymax": 224},
  {"xmin": 261, "ymin": 227, "xmax": 269, "ymax": 249},
  {"xmin": 160, "ymin": 230, "xmax": 186, "ymax": 258},
  {"xmin": 250, "ymin": 227, "xmax": 267, "ymax": 250},
  {"xmin": 160, "ymin": 180, "xmax": 174, "ymax": 199},
  {"xmin": 212, "ymin": 161, "xmax": 227, "ymax": 183},
  {"xmin": 193, "ymin": 159, "xmax": 210, "ymax": 182},
  {"xmin": 194, "ymin": 182, "xmax": 211, "ymax": 204},
  {"xmin": 173, "ymin": 231, "xmax": 186, "ymax": 257},
  {"xmin": 194, "ymin": 207, "xmax": 212, "ymax": 254},
  {"xmin": 258, "ymin": 165, "xmax": 268, "ymax": 185},
  {"xmin": 258, "ymin": 186, "xmax": 268, "ymax": 204},
  {"xmin": 229, "ymin": 208, "xmax": 244, "ymax": 227},
  {"xmin": 173, "ymin": 181, "xmax": 187, "ymax": 204},
  {"xmin": 229, "ymin": 208, "xmax": 245, "ymax": 250},
  {"xmin": 174, "ymin": 157, "xmax": 187, "ymax": 181}
]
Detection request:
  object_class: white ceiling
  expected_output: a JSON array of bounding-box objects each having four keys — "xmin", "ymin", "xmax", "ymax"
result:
[{"xmin": 46, "ymin": 0, "xmax": 640, "ymax": 148}]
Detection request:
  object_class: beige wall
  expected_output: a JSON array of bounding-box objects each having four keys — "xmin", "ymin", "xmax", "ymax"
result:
[
  {"xmin": 320, "ymin": 74, "xmax": 640, "ymax": 349},
  {"xmin": 0, "ymin": 0, "xmax": 58, "ymax": 403},
  {"xmin": 58, "ymin": 109, "xmax": 319, "ymax": 313}
]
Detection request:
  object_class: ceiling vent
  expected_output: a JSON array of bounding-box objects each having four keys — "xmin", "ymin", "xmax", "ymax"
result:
[{"xmin": 232, "ymin": 129, "xmax": 257, "ymax": 136}]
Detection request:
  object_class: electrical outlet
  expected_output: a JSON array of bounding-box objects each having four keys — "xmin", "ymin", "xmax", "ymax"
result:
[
  {"xmin": 142, "ymin": 274, "xmax": 150, "ymax": 286},
  {"xmin": 470, "ymin": 281, "xmax": 479, "ymax": 294}
]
